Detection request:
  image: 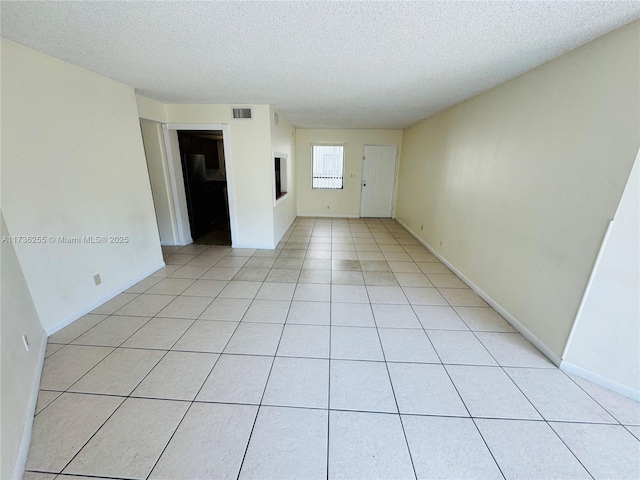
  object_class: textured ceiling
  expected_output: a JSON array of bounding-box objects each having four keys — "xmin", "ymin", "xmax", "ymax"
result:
[{"xmin": 2, "ymin": 1, "xmax": 639, "ymax": 128}]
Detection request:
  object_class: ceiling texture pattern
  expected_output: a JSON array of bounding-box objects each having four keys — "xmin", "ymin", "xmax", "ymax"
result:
[{"xmin": 2, "ymin": 1, "xmax": 639, "ymax": 128}]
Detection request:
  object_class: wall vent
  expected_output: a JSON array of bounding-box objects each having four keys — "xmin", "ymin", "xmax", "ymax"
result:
[{"xmin": 232, "ymin": 107, "xmax": 252, "ymax": 119}]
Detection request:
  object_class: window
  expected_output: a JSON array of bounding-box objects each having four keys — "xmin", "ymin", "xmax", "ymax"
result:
[{"xmin": 312, "ymin": 145, "xmax": 344, "ymax": 189}]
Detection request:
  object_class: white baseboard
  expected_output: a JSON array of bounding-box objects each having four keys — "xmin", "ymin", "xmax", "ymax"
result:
[
  {"xmin": 13, "ymin": 330, "xmax": 47, "ymax": 479},
  {"xmin": 231, "ymin": 243, "xmax": 277, "ymax": 250},
  {"xmin": 395, "ymin": 218, "xmax": 562, "ymax": 366},
  {"xmin": 45, "ymin": 261, "xmax": 166, "ymax": 336},
  {"xmin": 560, "ymin": 361, "xmax": 640, "ymax": 401},
  {"xmin": 274, "ymin": 216, "xmax": 297, "ymax": 247},
  {"xmin": 297, "ymin": 213, "xmax": 360, "ymax": 219}
]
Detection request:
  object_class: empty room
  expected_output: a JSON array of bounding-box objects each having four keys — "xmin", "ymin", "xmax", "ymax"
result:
[{"xmin": 1, "ymin": 1, "xmax": 639, "ymax": 479}]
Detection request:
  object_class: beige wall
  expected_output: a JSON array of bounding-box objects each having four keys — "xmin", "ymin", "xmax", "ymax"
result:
[
  {"xmin": 136, "ymin": 94, "xmax": 167, "ymax": 123},
  {"xmin": 395, "ymin": 21, "xmax": 639, "ymax": 359},
  {"xmin": 164, "ymin": 104, "xmax": 276, "ymax": 247},
  {"xmin": 1, "ymin": 39, "xmax": 164, "ymax": 333},
  {"xmin": 270, "ymin": 107, "xmax": 297, "ymax": 243},
  {"xmin": 1, "ymin": 213, "xmax": 47, "ymax": 479},
  {"xmin": 563, "ymin": 152, "xmax": 640, "ymax": 396},
  {"xmin": 296, "ymin": 129, "xmax": 403, "ymax": 217}
]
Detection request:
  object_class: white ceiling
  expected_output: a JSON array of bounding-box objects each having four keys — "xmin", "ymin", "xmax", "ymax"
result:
[{"xmin": 2, "ymin": 1, "xmax": 639, "ymax": 129}]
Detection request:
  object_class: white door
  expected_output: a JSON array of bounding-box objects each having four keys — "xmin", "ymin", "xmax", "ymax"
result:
[{"xmin": 360, "ymin": 145, "xmax": 398, "ymax": 217}]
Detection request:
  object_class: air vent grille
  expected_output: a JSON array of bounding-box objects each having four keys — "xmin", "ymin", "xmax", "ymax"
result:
[{"xmin": 232, "ymin": 107, "xmax": 252, "ymax": 119}]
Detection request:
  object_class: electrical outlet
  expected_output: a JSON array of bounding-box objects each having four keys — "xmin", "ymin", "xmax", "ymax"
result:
[
  {"xmin": 94, "ymin": 274, "xmax": 102, "ymax": 286},
  {"xmin": 22, "ymin": 334, "xmax": 30, "ymax": 352}
]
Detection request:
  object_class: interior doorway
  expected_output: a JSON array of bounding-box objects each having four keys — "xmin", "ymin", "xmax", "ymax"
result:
[
  {"xmin": 177, "ymin": 130, "xmax": 231, "ymax": 245},
  {"xmin": 360, "ymin": 145, "xmax": 399, "ymax": 218}
]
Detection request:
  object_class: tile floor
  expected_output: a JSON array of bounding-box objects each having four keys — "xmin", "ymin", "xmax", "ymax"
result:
[{"xmin": 25, "ymin": 217, "xmax": 640, "ymax": 480}]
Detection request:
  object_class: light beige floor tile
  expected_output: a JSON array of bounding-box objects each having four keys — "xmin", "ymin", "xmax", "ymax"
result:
[
  {"xmin": 145, "ymin": 278, "xmax": 195, "ymax": 295},
  {"xmin": 185, "ymin": 253, "xmax": 224, "ymax": 267},
  {"xmin": 266, "ymin": 268, "xmax": 301, "ymax": 283},
  {"xmin": 156, "ymin": 295, "xmax": 213, "ymax": 319},
  {"xmin": 297, "ymin": 269, "xmax": 331, "ymax": 284},
  {"xmin": 239, "ymin": 406, "xmax": 328, "ymax": 480},
  {"xmin": 331, "ymin": 259, "xmax": 361, "ymax": 271},
  {"xmin": 331, "ymin": 285, "xmax": 368, "ymax": 303},
  {"xmin": 550, "ymin": 422, "xmax": 640, "ymax": 480},
  {"xmin": 505, "ymin": 368, "xmax": 616, "ymax": 423},
  {"xmin": 402, "ymin": 416, "xmax": 502, "ymax": 479},
  {"xmin": 379, "ymin": 244, "xmax": 405, "ymax": 253},
  {"xmin": 121, "ymin": 317, "xmax": 193, "ymax": 349},
  {"xmin": 427, "ymin": 330, "xmax": 497, "ymax": 366},
  {"xmin": 71, "ymin": 315, "xmax": 149, "ymax": 347},
  {"xmin": 403, "ymin": 286, "xmax": 448, "ymax": 305},
  {"xmin": 331, "ymin": 302, "xmax": 375, "ymax": 327},
  {"xmin": 367, "ymin": 285, "xmax": 408, "ymax": 304},
  {"xmin": 200, "ymin": 266, "xmax": 241, "ymax": 280},
  {"xmin": 362, "ymin": 271, "xmax": 398, "ymax": 286},
  {"xmin": 263, "ymin": 357, "xmax": 329, "ymax": 408},
  {"xmin": 168, "ymin": 265, "xmax": 211, "ymax": 279},
  {"xmin": 45, "ymin": 343, "xmax": 65, "ymax": 358},
  {"xmin": 331, "ymin": 270, "xmax": 365, "ymax": 285},
  {"xmin": 294, "ymin": 283, "xmax": 331, "ymax": 302},
  {"xmin": 360, "ymin": 260, "xmax": 392, "ymax": 272},
  {"xmin": 372, "ymin": 304, "xmax": 422, "ymax": 329},
  {"xmin": 39, "ymin": 345, "xmax": 113, "ymax": 391},
  {"xmin": 224, "ymin": 322, "xmax": 283, "ymax": 355},
  {"xmin": 413, "ymin": 305, "xmax": 469, "ymax": 330},
  {"xmin": 286, "ymin": 301, "xmax": 330, "ymax": 325},
  {"xmin": 164, "ymin": 253, "xmax": 195, "ymax": 265},
  {"xmin": 476, "ymin": 332, "xmax": 554, "ymax": 367},
  {"xmin": 218, "ymin": 281, "xmax": 262, "ymax": 299},
  {"xmin": 227, "ymin": 248, "xmax": 257, "ymax": 257},
  {"xmin": 394, "ymin": 272, "xmax": 433, "ymax": 287},
  {"xmin": 244, "ymin": 256, "xmax": 277, "ymax": 268},
  {"xmin": 426, "ymin": 273, "xmax": 467, "ymax": 288},
  {"xmin": 331, "ymin": 326, "xmax": 384, "ymax": 361},
  {"xmin": 274, "ymin": 257, "xmax": 304, "ymax": 269},
  {"xmin": 90, "ymin": 293, "xmax": 138, "ymax": 314},
  {"xmin": 357, "ymin": 251, "xmax": 385, "ymax": 261},
  {"xmin": 409, "ymin": 252, "xmax": 440, "ymax": 263},
  {"xmin": 114, "ymin": 294, "xmax": 176, "ymax": 317},
  {"xmin": 26, "ymin": 393, "xmax": 123, "ymax": 472},
  {"xmin": 196, "ymin": 354, "xmax": 272, "ymax": 404},
  {"xmin": 181, "ymin": 279, "xmax": 227, "ymax": 297},
  {"xmin": 216, "ymin": 256, "xmax": 250, "ymax": 268},
  {"xmin": 378, "ymin": 328, "xmax": 439, "ymax": 363},
  {"xmin": 332, "ymin": 250, "xmax": 359, "ymax": 260},
  {"xmin": 48, "ymin": 314, "xmax": 107, "ymax": 344},
  {"xmin": 172, "ymin": 320, "xmax": 238, "ymax": 353},
  {"xmin": 149, "ymin": 264, "xmax": 181, "ymax": 278},
  {"xmin": 388, "ymin": 261, "xmax": 421, "ymax": 273},
  {"xmin": 417, "ymin": 262, "xmax": 451, "ymax": 274},
  {"xmin": 329, "ymin": 411, "xmax": 414, "ymax": 479},
  {"xmin": 243, "ymin": 299, "xmax": 291, "ymax": 323},
  {"xmin": 569, "ymin": 374, "xmax": 640, "ymax": 425},
  {"xmin": 150, "ymin": 403, "xmax": 257, "ymax": 480},
  {"xmin": 255, "ymin": 282, "xmax": 296, "ymax": 300},
  {"xmin": 475, "ymin": 419, "xmax": 591, "ymax": 479},
  {"xmin": 330, "ymin": 360, "xmax": 396, "ymax": 413},
  {"xmin": 302, "ymin": 258, "xmax": 332, "ymax": 270},
  {"xmin": 277, "ymin": 324, "xmax": 330, "ymax": 358},
  {"xmin": 63, "ymin": 398, "xmax": 189, "ymax": 479},
  {"xmin": 132, "ymin": 351, "xmax": 218, "ymax": 400},
  {"xmin": 199, "ymin": 297, "xmax": 252, "ymax": 321},
  {"xmin": 389, "ymin": 363, "xmax": 467, "ymax": 416},
  {"xmin": 69, "ymin": 348, "xmax": 164, "ymax": 396},
  {"xmin": 446, "ymin": 365, "xmax": 541, "ymax": 420},
  {"xmin": 34, "ymin": 390, "xmax": 62, "ymax": 415},
  {"xmin": 233, "ymin": 267, "xmax": 270, "ymax": 282},
  {"xmin": 22, "ymin": 472, "xmax": 56, "ymax": 480},
  {"xmin": 439, "ymin": 288, "xmax": 489, "ymax": 307},
  {"xmin": 454, "ymin": 306, "xmax": 516, "ymax": 332}
]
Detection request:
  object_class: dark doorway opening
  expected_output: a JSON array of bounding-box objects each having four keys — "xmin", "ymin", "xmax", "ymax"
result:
[{"xmin": 178, "ymin": 130, "xmax": 231, "ymax": 245}]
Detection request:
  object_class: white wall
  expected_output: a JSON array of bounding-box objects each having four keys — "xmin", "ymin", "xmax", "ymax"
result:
[
  {"xmin": 395, "ymin": 20, "xmax": 639, "ymax": 359},
  {"xmin": 270, "ymin": 107, "xmax": 297, "ymax": 243},
  {"xmin": 296, "ymin": 129, "xmax": 403, "ymax": 217},
  {"xmin": 1, "ymin": 39, "xmax": 164, "ymax": 333},
  {"xmin": 164, "ymin": 104, "xmax": 276, "ymax": 248},
  {"xmin": 140, "ymin": 119, "xmax": 178, "ymax": 244},
  {"xmin": 0, "ymin": 213, "xmax": 47, "ymax": 480},
  {"xmin": 563, "ymin": 152, "xmax": 640, "ymax": 397}
]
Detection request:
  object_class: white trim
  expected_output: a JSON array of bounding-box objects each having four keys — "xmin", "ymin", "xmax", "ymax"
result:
[
  {"xmin": 297, "ymin": 214, "xmax": 360, "ymax": 219},
  {"xmin": 45, "ymin": 261, "xmax": 166, "ymax": 336},
  {"xmin": 396, "ymin": 218, "xmax": 562, "ymax": 366},
  {"xmin": 560, "ymin": 360, "xmax": 640, "ymax": 401},
  {"xmin": 163, "ymin": 123, "xmax": 236, "ymax": 247},
  {"xmin": 160, "ymin": 240, "xmax": 191, "ymax": 247},
  {"xmin": 13, "ymin": 331, "xmax": 47, "ymax": 480},
  {"xmin": 233, "ymin": 243, "xmax": 278, "ymax": 250},
  {"xmin": 562, "ymin": 220, "xmax": 614, "ymax": 360},
  {"xmin": 161, "ymin": 125, "xmax": 192, "ymax": 245}
]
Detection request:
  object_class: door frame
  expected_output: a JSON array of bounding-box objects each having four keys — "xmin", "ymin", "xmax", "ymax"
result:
[
  {"xmin": 162, "ymin": 123, "xmax": 237, "ymax": 246},
  {"xmin": 359, "ymin": 144, "xmax": 399, "ymax": 218}
]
